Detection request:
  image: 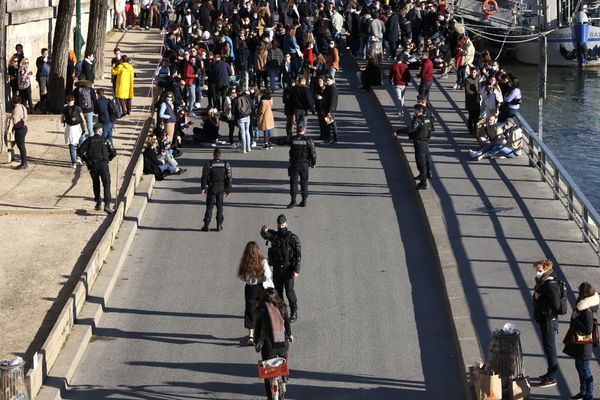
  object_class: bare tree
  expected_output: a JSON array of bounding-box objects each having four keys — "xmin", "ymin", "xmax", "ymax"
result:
[
  {"xmin": 47, "ymin": 0, "xmax": 76, "ymax": 113},
  {"xmin": 86, "ymin": 0, "xmax": 108, "ymax": 79}
]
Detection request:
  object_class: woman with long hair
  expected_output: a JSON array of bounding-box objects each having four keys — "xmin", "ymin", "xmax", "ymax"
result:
[
  {"xmin": 564, "ymin": 282, "xmax": 598, "ymax": 400},
  {"xmin": 254, "ymin": 287, "xmax": 293, "ymax": 399},
  {"xmin": 237, "ymin": 241, "xmax": 273, "ymax": 345}
]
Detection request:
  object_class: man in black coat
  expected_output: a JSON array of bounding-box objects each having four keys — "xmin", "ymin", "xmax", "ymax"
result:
[
  {"xmin": 78, "ymin": 123, "xmax": 117, "ymax": 214},
  {"xmin": 408, "ymin": 103, "xmax": 432, "ymax": 190},
  {"xmin": 385, "ymin": 9, "xmax": 401, "ymax": 59},
  {"xmin": 290, "ymin": 76, "xmax": 316, "ymax": 132},
  {"xmin": 320, "ymin": 75, "xmax": 338, "ymax": 144},
  {"xmin": 94, "ymin": 88, "xmax": 116, "ymax": 144}
]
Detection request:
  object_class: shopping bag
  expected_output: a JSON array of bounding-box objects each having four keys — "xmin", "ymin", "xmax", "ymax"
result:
[
  {"xmin": 509, "ymin": 375, "xmax": 530, "ymax": 399},
  {"xmin": 478, "ymin": 370, "xmax": 502, "ymax": 400}
]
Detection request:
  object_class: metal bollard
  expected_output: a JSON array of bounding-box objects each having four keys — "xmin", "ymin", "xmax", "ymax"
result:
[{"xmin": 0, "ymin": 357, "xmax": 28, "ymax": 400}]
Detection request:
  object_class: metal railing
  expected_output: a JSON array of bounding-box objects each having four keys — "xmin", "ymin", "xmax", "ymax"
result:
[{"xmin": 516, "ymin": 113, "xmax": 600, "ymax": 264}]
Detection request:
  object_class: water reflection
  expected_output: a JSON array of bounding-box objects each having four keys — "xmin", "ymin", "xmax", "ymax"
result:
[{"xmin": 504, "ymin": 63, "xmax": 600, "ymax": 211}]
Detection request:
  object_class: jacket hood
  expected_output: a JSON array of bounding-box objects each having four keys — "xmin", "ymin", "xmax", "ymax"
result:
[{"xmin": 577, "ymin": 292, "xmax": 600, "ymax": 311}]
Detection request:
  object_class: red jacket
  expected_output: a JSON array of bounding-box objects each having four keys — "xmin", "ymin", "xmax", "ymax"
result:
[
  {"xmin": 389, "ymin": 63, "xmax": 411, "ymax": 86},
  {"xmin": 419, "ymin": 58, "xmax": 434, "ymax": 82},
  {"xmin": 182, "ymin": 61, "xmax": 196, "ymax": 87}
]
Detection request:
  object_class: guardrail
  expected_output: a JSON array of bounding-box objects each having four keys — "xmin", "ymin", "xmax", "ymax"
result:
[{"xmin": 516, "ymin": 113, "xmax": 600, "ymax": 265}]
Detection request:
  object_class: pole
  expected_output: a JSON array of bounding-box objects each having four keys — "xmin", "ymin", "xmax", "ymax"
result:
[
  {"xmin": 538, "ymin": 34, "xmax": 547, "ymax": 141},
  {"xmin": 75, "ymin": 0, "xmax": 82, "ymax": 60}
]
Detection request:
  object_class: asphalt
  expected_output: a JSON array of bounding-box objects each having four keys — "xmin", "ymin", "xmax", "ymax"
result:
[
  {"xmin": 373, "ymin": 65, "xmax": 600, "ymax": 398},
  {"xmin": 61, "ymin": 55, "xmax": 465, "ymax": 399}
]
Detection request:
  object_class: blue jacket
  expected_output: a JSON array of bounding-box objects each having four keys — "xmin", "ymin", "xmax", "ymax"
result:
[
  {"xmin": 213, "ymin": 60, "xmax": 231, "ymax": 87},
  {"xmin": 94, "ymin": 96, "xmax": 113, "ymax": 124}
]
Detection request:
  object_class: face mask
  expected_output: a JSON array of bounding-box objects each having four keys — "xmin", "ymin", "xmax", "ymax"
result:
[
  {"xmin": 536, "ymin": 271, "xmax": 544, "ymax": 279},
  {"xmin": 329, "ymin": 44, "xmax": 335, "ymax": 48}
]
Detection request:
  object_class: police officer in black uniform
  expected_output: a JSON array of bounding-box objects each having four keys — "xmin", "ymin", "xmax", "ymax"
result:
[
  {"xmin": 408, "ymin": 103, "xmax": 433, "ymax": 190},
  {"xmin": 78, "ymin": 123, "xmax": 117, "ymax": 214},
  {"xmin": 200, "ymin": 147, "xmax": 232, "ymax": 231},
  {"xmin": 287, "ymin": 125, "xmax": 317, "ymax": 208},
  {"xmin": 260, "ymin": 214, "xmax": 301, "ymax": 322}
]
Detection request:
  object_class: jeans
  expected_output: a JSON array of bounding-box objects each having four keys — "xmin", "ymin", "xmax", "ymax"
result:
[
  {"xmin": 160, "ymin": 11, "xmax": 170, "ymax": 29},
  {"xmin": 328, "ymin": 68, "xmax": 336, "ymax": 80},
  {"xmin": 539, "ymin": 318, "xmax": 559, "ymax": 380},
  {"xmin": 268, "ymin": 67, "xmax": 278, "ymax": 91},
  {"xmin": 456, "ymin": 65, "xmax": 467, "ymax": 85},
  {"xmin": 102, "ymin": 122, "xmax": 114, "ymax": 143},
  {"xmin": 68, "ymin": 144, "xmax": 78, "ymax": 164},
  {"xmin": 325, "ymin": 114, "xmax": 338, "ymax": 142},
  {"xmin": 186, "ymin": 84, "xmax": 196, "ymax": 113},
  {"xmin": 394, "ymin": 85, "xmax": 407, "ymax": 111},
  {"xmin": 359, "ymin": 37, "xmax": 369, "ymax": 59},
  {"xmin": 14, "ymin": 126, "xmax": 27, "ymax": 165},
  {"xmin": 575, "ymin": 357, "xmax": 594, "ymax": 397},
  {"xmin": 476, "ymin": 143, "xmax": 517, "ymax": 159},
  {"xmin": 237, "ymin": 116, "xmax": 251, "ymax": 150},
  {"xmin": 83, "ymin": 112, "xmax": 94, "ymax": 137},
  {"xmin": 38, "ymin": 76, "xmax": 48, "ymax": 99},
  {"xmin": 139, "ymin": 7, "xmax": 150, "ymax": 28}
]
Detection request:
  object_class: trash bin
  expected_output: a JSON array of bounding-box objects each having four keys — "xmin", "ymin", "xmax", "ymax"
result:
[
  {"xmin": 487, "ymin": 327, "xmax": 524, "ymax": 381},
  {"xmin": 1, "ymin": 357, "xmax": 28, "ymax": 400}
]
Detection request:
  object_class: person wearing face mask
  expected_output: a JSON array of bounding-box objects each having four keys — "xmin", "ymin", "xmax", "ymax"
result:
[
  {"xmin": 111, "ymin": 48, "xmax": 122, "ymax": 93},
  {"xmin": 325, "ymin": 39, "xmax": 339, "ymax": 80},
  {"xmin": 260, "ymin": 214, "xmax": 302, "ymax": 323},
  {"xmin": 532, "ymin": 259, "xmax": 562, "ymax": 388},
  {"xmin": 158, "ymin": 91, "xmax": 177, "ymax": 143},
  {"xmin": 80, "ymin": 51, "xmax": 95, "ymax": 83}
]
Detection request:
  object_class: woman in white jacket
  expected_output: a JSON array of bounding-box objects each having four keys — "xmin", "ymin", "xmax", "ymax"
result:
[{"xmin": 480, "ymin": 76, "xmax": 503, "ymax": 118}]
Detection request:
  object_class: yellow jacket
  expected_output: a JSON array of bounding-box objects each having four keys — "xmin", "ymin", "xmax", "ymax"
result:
[{"xmin": 112, "ymin": 62, "xmax": 134, "ymax": 99}]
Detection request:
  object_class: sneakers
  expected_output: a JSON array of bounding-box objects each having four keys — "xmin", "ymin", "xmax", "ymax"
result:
[
  {"xmin": 469, "ymin": 149, "xmax": 479, "ymax": 159},
  {"xmin": 200, "ymin": 224, "xmax": 209, "ymax": 232},
  {"xmin": 72, "ymin": 163, "xmax": 77, "ymax": 169},
  {"xmin": 251, "ymin": 141, "xmax": 257, "ymax": 148},
  {"xmin": 247, "ymin": 336, "xmax": 255, "ymax": 346},
  {"xmin": 570, "ymin": 393, "xmax": 585, "ymax": 399},
  {"xmin": 104, "ymin": 204, "xmax": 115, "ymax": 214},
  {"xmin": 263, "ymin": 143, "xmax": 269, "ymax": 149},
  {"xmin": 95, "ymin": 202, "xmax": 102, "ymax": 211},
  {"xmin": 287, "ymin": 201, "xmax": 296, "ymax": 209},
  {"xmin": 247, "ymin": 147, "xmax": 251, "ymax": 153},
  {"xmin": 290, "ymin": 310, "xmax": 298, "ymax": 323},
  {"xmin": 416, "ymin": 181, "xmax": 428, "ymax": 190},
  {"xmin": 174, "ymin": 168, "xmax": 187, "ymax": 175},
  {"xmin": 538, "ymin": 378, "xmax": 557, "ymax": 388},
  {"xmin": 241, "ymin": 149, "xmax": 247, "ymax": 154},
  {"xmin": 299, "ymin": 199, "xmax": 306, "ymax": 207},
  {"xmin": 217, "ymin": 224, "xmax": 223, "ymax": 231},
  {"xmin": 194, "ymin": 102, "xmax": 201, "ymax": 109},
  {"xmin": 76, "ymin": 157, "xmax": 83, "ymax": 165}
]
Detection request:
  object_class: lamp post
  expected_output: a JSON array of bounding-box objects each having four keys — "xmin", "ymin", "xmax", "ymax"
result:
[{"xmin": 74, "ymin": 0, "xmax": 83, "ymax": 60}]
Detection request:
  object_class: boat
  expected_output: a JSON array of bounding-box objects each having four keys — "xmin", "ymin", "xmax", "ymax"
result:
[{"xmin": 454, "ymin": 0, "xmax": 600, "ymax": 66}]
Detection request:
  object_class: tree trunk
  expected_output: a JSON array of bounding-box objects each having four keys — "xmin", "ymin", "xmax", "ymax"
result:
[
  {"xmin": 48, "ymin": 0, "xmax": 76, "ymax": 113},
  {"xmin": 86, "ymin": 0, "xmax": 108, "ymax": 80},
  {"xmin": 0, "ymin": 0, "xmax": 6, "ymax": 154}
]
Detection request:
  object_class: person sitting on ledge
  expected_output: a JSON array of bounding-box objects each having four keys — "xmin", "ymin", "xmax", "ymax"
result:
[
  {"xmin": 358, "ymin": 55, "xmax": 382, "ymax": 91},
  {"xmin": 469, "ymin": 117, "xmax": 523, "ymax": 161}
]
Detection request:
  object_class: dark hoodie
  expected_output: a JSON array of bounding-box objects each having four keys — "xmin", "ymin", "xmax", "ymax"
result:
[
  {"xmin": 566, "ymin": 292, "xmax": 599, "ymax": 360},
  {"xmin": 533, "ymin": 271, "xmax": 562, "ymax": 323}
]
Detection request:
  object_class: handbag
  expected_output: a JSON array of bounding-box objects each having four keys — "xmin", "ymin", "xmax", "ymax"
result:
[{"xmin": 324, "ymin": 113, "xmax": 334, "ymax": 125}]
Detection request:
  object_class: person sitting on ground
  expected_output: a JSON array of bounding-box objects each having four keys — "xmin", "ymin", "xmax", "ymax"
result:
[
  {"xmin": 469, "ymin": 117, "xmax": 523, "ymax": 160},
  {"xmin": 193, "ymin": 108, "xmax": 221, "ymax": 145},
  {"xmin": 143, "ymin": 135, "xmax": 186, "ymax": 177},
  {"xmin": 358, "ymin": 55, "xmax": 382, "ymax": 91}
]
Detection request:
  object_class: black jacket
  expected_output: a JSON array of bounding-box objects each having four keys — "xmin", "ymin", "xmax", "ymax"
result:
[
  {"xmin": 290, "ymin": 85, "xmax": 315, "ymax": 113},
  {"xmin": 533, "ymin": 271, "xmax": 562, "ymax": 322},
  {"xmin": 201, "ymin": 158, "xmax": 232, "ymax": 193},
  {"xmin": 254, "ymin": 304, "xmax": 292, "ymax": 359},
  {"xmin": 408, "ymin": 114, "xmax": 432, "ymax": 141},
  {"xmin": 261, "ymin": 227, "xmax": 301, "ymax": 273},
  {"xmin": 94, "ymin": 96, "xmax": 113, "ymax": 124},
  {"xmin": 565, "ymin": 293, "xmax": 599, "ymax": 360},
  {"xmin": 80, "ymin": 60, "xmax": 95, "ymax": 83},
  {"xmin": 143, "ymin": 147, "xmax": 164, "ymax": 179},
  {"xmin": 320, "ymin": 84, "xmax": 338, "ymax": 114},
  {"xmin": 78, "ymin": 134, "xmax": 116, "ymax": 165}
]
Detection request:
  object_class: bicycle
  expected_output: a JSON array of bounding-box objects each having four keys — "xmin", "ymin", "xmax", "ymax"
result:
[{"xmin": 257, "ymin": 356, "xmax": 289, "ymax": 400}]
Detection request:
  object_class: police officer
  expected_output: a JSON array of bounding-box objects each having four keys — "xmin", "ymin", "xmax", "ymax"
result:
[
  {"xmin": 287, "ymin": 125, "xmax": 317, "ymax": 208},
  {"xmin": 200, "ymin": 147, "xmax": 232, "ymax": 231},
  {"xmin": 408, "ymin": 103, "xmax": 433, "ymax": 190},
  {"xmin": 260, "ymin": 214, "xmax": 301, "ymax": 322},
  {"xmin": 78, "ymin": 123, "xmax": 117, "ymax": 213}
]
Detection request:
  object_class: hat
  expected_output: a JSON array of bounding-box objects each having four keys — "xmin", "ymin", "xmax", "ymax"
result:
[
  {"xmin": 277, "ymin": 214, "xmax": 287, "ymax": 224},
  {"xmin": 74, "ymin": 79, "xmax": 92, "ymax": 87},
  {"xmin": 93, "ymin": 122, "xmax": 103, "ymax": 133}
]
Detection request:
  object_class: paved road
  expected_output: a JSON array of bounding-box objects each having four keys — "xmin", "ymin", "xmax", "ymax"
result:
[
  {"xmin": 373, "ymin": 65, "xmax": 600, "ymax": 398},
  {"xmin": 63, "ymin": 56, "xmax": 464, "ymax": 399}
]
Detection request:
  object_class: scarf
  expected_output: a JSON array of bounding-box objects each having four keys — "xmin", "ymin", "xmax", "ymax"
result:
[{"xmin": 266, "ymin": 303, "xmax": 285, "ymax": 344}]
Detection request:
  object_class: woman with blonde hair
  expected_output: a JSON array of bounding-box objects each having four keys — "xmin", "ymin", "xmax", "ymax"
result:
[{"xmin": 237, "ymin": 241, "xmax": 273, "ymax": 345}]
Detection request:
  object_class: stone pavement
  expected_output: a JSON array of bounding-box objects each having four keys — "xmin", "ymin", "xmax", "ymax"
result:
[
  {"xmin": 0, "ymin": 29, "xmax": 163, "ymax": 361},
  {"xmin": 61, "ymin": 55, "xmax": 465, "ymax": 399},
  {"xmin": 373, "ymin": 66, "xmax": 600, "ymax": 398}
]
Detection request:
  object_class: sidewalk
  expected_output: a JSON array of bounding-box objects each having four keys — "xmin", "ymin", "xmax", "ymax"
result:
[
  {"xmin": 0, "ymin": 29, "xmax": 163, "ymax": 361},
  {"xmin": 372, "ymin": 67, "xmax": 600, "ymax": 397}
]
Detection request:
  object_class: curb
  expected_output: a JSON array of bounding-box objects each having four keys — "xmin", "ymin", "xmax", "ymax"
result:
[
  {"xmin": 24, "ymin": 117, "xmax": 154, "ymax": 400},
  {"xmin": 351, "ymin": 57, "xmax": 482, "ymax": 397}
]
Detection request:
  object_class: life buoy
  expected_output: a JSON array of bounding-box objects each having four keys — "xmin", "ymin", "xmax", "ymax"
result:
[{"xmin": 482, "ymin": 0, "xmax": 498, "ymax": 16}]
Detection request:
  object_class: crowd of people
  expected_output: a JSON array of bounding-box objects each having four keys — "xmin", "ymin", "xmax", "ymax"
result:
[{"xmin": 2, "ymin": 0, "xmax": 596, "ymax": 397}]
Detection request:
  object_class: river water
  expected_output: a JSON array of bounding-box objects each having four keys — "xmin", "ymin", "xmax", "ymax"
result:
[{"xmin": 502, "ymin": 63, "xmax": 600, "ymax": 212}]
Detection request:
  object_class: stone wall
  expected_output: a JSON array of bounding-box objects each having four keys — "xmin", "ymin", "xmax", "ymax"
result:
[{"xmin": 5, "ymin": 0, "xmax": 114, "ymax": 63}]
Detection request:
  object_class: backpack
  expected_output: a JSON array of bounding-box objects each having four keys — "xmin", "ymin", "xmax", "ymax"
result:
[
  {"xmin": 557, "ymin": 279, "xmax": 568, "ymax": 315},
  {"xmin": 64, "ymin": 105, "xmax": 81, "ymax": 126},
  {"xmin": 110, "ymin": 98, "xmax": 125, "ymax": 120},
  {"xmin": 236, "ymin": 95, "xmax": 252, "ymax": 118},
  {"xmin": 268, "ymin": 231, "xmax": 293, "ymax": 267},
  {"xmin": 77, "ymin": 87, "xmax": 92, "ymax": 110}
]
